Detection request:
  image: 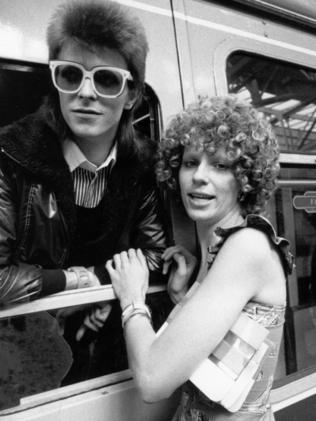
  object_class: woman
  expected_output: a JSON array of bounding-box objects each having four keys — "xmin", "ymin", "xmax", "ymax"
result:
[
  {"xmin": 107, "ymin": 96, "xmax": 293, "ymax": 420},
  {"xmin": 0, "ymin": 0, "xmax": 168, "ymax": 403}
]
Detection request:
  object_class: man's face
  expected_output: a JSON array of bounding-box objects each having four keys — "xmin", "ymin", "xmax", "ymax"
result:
[{"xmin": 56, "ymin": 40, "xmax": 136, "ymax": 147}]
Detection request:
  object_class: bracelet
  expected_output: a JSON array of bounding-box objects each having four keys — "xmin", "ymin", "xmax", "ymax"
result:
[
  {"xmin": 64, "ymin": 269, "xmax": 79, "ymax": 290},
  {"xmin": 122, "ymin": 302, "xmax": 152, "ymax": 328},
  {"xmin": 67, "ymin": 266, "xmax": 90, "ymax": 289},
  {"xmin": 122, "ymin": 301, "xmax": 148, "ymax": 318},
  {"xmin": 123, "ymin": 309, "xmax": 152, "ymax": 328}
]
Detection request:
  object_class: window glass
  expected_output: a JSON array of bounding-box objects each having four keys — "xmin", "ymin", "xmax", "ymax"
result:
[
  {"xmin": 0, "ymin": 290, "xmax": 170, "ymax": 413},
  {"xmin": 226, "ymin": 52, "xmax": 316, "ymax": 154}
]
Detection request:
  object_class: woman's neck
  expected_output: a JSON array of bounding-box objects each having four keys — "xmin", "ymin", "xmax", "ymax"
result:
[{"xmin": 196, "ymin": 209, "xmax": 244, "ymax": 269}]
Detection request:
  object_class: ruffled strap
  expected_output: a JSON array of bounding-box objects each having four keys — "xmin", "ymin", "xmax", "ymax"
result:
[{"xmin": 210, "ymin": 214, "xmax": 293, "ymax": 275}]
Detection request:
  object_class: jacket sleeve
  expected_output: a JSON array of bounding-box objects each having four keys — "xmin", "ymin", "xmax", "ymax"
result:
[
  {"xmin": 0, "ymin": 165, "xmax": 65, "ymax": 307},
  {"xmin": 131, "ymin": 180, "xmax": 170, "ymax": 284},
  {"xmin": 132, "ymin": 181, "xmax": 173, "ymax": 325},
  {"xmin": 94, "ymin": 173, "xmax": 170, "ymax": 286}
]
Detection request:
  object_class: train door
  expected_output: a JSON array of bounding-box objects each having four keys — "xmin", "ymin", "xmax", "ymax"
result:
[
  {"xmin": 225, "ymin": 52, "xmax": 316, "ymax": 375},
  {"xmin": 170, "ymin": 0, "xmax": 316, "ymax": 417},
  {"xmin": 214, "ymin": 40, "xmax": 316, "ymax": 377}
]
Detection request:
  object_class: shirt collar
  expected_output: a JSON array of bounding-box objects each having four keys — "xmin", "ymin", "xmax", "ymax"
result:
[{"xmin": 63, "ymin": 139, "xmax": 117, "ymax": 173}]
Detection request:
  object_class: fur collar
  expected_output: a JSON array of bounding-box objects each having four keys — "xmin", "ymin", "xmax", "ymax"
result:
[{"xmin": 0, "ymin": 111, "xmax": 71, "ymax": 184}]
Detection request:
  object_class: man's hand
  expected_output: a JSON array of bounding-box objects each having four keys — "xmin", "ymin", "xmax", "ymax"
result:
[
  {"xmin": 76, "ymin": 302, "xmax": 112, "ymax": 341},
  {"xmin": 162, "ymin": 245, "xmax": 197, "ymax": 304}
]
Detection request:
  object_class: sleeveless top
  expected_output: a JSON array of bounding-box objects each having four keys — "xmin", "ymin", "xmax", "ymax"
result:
[{"xmin": 171, "ymin": 214, "xmax": 293, "ymax": 421}]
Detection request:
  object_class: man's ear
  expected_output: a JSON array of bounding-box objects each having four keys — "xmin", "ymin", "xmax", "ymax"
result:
[{"xmin": 124, "ymin": 88, "xmax": 140, "ymax": 110}]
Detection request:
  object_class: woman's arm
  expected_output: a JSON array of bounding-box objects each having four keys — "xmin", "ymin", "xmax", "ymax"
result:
[{"xmin": 107, "ymin": 228, "xmax": 286, "ymax": 402}]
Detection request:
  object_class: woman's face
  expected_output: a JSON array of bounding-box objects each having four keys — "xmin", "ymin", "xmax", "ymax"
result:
[
  {"xmin": 56, "ymin": 40, "xmax": 136, "ymax": 146},
  {"xmin": 179, "ymin": 146, "xmax": 241, "ymax": 227}
]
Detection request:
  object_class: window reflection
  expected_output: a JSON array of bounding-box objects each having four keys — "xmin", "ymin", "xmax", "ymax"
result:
[
  {"xmin": 226, "ymin": 53, "xmax": 316, "ymax": 154},
  {"xmin": 0, "ymin": 311, "xmax": 72, "ymax": 410},
  {"xmin": 0, "ymin": 289, "xmax": 171, "ymax": 412}
]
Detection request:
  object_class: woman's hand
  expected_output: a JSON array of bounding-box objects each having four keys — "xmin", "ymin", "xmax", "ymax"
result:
[
  {"xmin": 106, "ymin": 248, "xmax": 149, "ymax": 310},
  {"xmin": 162, "ymin": 245, "xmax": 197, "ymax": 304}
]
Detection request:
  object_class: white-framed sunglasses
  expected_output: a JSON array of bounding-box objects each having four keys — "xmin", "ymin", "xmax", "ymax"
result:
[{"xmin": 49, "ymin": 60, "xmax": 133, "ymax": 98}]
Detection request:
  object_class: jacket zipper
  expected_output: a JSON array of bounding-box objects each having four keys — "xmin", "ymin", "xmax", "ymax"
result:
[{"xmin": 1, "ymin": 147, "xmax": 24, "ymax": 166}]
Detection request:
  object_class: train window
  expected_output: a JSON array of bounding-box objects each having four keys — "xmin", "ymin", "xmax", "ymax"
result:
[
  {"xmin": 226, "ymin": 52, "xmax": 316, "ymax": 154},
  {"xmin": 0, "ymin": 60, "xmax": 168, "ymax": 413},
  {"xmin": 0, "ymin": 60, "xmax": 51, "ymax": 126},
  {"xmin": 0, "ymin": 59, "xmax": 161, "ymax": 141},
  {"xmin": 226, "ymin": 52, "xmax": 316, "ymax": 376},
  {"xmin": 0, "ymin": 285, "xmax": 169, "ymax": 413}
]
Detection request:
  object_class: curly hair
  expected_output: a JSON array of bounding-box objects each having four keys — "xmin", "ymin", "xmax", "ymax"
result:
[{"xmin": 156, "ymin": 95, "xmax": 280, "ymax": 215}]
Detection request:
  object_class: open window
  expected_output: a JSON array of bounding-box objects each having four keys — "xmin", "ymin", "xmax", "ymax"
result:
[
  {"xmin": 0, "ymin": 59, "xmax": 51, "ymax": 127},
  {"xmin": 0, "ymin": 60, "xmax": 170, "ymax": 414}
]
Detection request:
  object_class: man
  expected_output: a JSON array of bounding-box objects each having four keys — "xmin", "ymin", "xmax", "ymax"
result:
[{"xmin": 0, "ymin": 0, "xmax": 169, "ymax": 387}]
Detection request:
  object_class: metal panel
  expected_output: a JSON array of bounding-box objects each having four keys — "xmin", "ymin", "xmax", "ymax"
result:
[
  {"xmin": 231, "ymin": 0, "xmax": 316, "ymax": 28},
  {"xmin": 1, "ymin": 379, "xmax": 179, "ymax": 421}
]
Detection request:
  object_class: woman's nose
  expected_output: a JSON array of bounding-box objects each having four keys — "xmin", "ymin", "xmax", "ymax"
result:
[
  {"xmin": 78, "ymin": 77, "xmax": 98, "ymax": 99},
  {"xmin": 192, "ymin": 162, "xmax": 209, "ymax": 184}
]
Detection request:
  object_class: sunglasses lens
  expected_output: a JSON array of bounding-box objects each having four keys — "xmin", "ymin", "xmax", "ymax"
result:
[
  {"xmin": 52, "ymin": 63, "xmax": 129, "ymax": 97},
  {"xmin": 54, "ymin": 64, "xmax": 83, "ymax": 92},
  {"xmin": 94, "ymin": 69, "xmax": 124, "ymax": 96}
]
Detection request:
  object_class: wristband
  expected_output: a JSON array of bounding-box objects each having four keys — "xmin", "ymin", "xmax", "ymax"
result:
[
  {"xmin": 67, "ymin": 266, "xmax": 90, "ymax": 289},
  {"xmin": 64, "ymin": 269, "xmax": 78, "ymax": 290}
]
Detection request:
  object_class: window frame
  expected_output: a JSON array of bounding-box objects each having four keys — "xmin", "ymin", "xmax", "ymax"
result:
[{"xmin": 212, "ymin": 37, "xmax": 316, "ymax": 165}]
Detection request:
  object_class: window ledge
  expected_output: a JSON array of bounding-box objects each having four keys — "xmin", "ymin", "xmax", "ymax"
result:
[{"xmin": 0, "ymin": 284, "xmax": 166, "ymax": 319}]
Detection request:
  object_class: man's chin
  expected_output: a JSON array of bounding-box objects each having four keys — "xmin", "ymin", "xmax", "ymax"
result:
[{"xmin": 71, "ymin": 127, "xmax": 100, "ymax": 141}]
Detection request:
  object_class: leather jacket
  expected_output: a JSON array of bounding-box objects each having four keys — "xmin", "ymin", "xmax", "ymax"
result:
[{"xmin": 0, "ymin": 110, "xmax": 168, "ymax": 306}]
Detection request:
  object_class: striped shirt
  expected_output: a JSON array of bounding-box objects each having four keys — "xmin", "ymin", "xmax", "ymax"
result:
[{"xmin": 63, "ymin": 139, "xmax": 117, "ymax": 208}]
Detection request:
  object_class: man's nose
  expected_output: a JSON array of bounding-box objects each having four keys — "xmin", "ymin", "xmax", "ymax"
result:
[{"xmin": 78, "ymin": 77, "xmax": 98, "ymax": 99}]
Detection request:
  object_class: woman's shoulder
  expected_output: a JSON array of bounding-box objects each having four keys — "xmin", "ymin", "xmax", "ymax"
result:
[
  {"xmin": 215, "ymin": 214, "xmax": 293, "ymax": 275},
  {"xmin": 217, "ymin": 225, "xmax": 275, "ymax": 268}
]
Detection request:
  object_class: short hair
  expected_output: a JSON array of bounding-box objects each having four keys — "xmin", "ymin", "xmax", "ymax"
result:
[
  {"xmin": 156, "ymin": 95, "xmax": 280, "ymax": 215},
  {"xmin": 47, "ymin": 0, "xmax": 149, "ymax": 88}
]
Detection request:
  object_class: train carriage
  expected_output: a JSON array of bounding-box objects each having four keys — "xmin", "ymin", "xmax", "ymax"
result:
[{"xmin": 0, "ymin": 0, "xmax": 315, "ymax": 419}]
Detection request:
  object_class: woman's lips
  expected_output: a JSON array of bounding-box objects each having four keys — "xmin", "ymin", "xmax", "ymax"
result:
[{"xmin": 188, "ymin": 192, "xmax": 214, "ymax": 200}]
